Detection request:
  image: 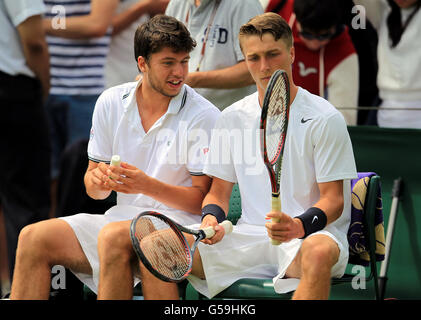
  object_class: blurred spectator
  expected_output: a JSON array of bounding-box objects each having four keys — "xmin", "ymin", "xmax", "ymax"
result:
[
  {"xmin": 106, "ymin": 0, "xmax": 169, "ymax": 88},
  {"xmin": 43, "ymin": 0, "xmax": 119, "ymax": 179},
  {"xmin": 354, "ymin": 0, "xmax": 421, "ymax": 128},
  {"xmin": 267, "ymin": 0, "xmax": 359, "ymax": 125},
  {"xmin": 259, "ymin": 0, "xmax": 270, "ymax": 10},
  {"xmin": 343, "ymin": 0, "xmax": 379, "ymax": 125},
  {"xmin": 0, "ymin": 0, "xmax": 51, "ymax": 281},
  {"xmin": 165, "ymin": 0, "xmax": 263, "ymax": 110}
]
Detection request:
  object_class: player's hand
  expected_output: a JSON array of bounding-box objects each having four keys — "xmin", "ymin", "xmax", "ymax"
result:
[
  {"xmin": 200, "ymin": 215, "xmax": 226, "ymax": 245},
  {"xmin": 104, "ymin": 162, "xmax": 150, "ymax": 194},
  {"xmin": 265, "ymin": 211, "xmax": 304, "ymax": 243},
  {"xmin": 90, "ymin": 162, "xmax": 112, "ymax": 191}
]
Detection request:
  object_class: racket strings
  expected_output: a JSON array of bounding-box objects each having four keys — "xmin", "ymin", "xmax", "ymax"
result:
[
  {"xmin": 266, "ymin": 77, "xmax": 289, "ymax": 163},
  {"xmin": 134, "ymin": 216, "xmax": 190, "ymax": 280}
]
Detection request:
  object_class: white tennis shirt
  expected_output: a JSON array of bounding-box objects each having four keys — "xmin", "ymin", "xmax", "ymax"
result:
[
  {"xmin": 88, "ymin": 81, "xmax": 220, "ymax": 225},
  {"xmin": 0, "ymin": 0, "xmax": 45, "ymax": 77},
  {"xmin": 204, "ymin": 87, "xmax": 357, "ymax": 246}
]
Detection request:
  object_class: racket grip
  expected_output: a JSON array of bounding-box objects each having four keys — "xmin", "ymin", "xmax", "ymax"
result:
[
  {"xmin": 202, "ymin": 220, "xmax": 233, "ymax": 239},
  {"xmin": 271, "ymin": 195, "xmax": 281, "ymax": 246},
  {"xmin": 110, "ymin": 155, "xmax": 121, "ymax": 167}
]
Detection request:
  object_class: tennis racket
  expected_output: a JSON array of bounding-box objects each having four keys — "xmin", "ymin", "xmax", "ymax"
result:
[
  {"xmin": 130, "ymin": 211, "xmax": 233, "ymax": 282},
  {"xmin": 260, "ymin": 69, "xmax": 290, "ymax": 245}
]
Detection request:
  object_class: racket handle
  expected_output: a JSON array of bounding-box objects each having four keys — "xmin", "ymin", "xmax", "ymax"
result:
[
  {"xmin": 110, "ymin": 155, "xmax": 121, "ymax": 167},
  {"xmin": 271, "ymin": 195, "xmax": 281, "ymax": 246},
  {"xmin": 202, "ymin": 220, "xmax": 233, "ymax": 239}
]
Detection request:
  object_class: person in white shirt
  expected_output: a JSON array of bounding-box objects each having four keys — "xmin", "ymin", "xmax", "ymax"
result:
[
  {"xmin": 165, "ymin": 0, "xmax": 263, "ymax": 110},
  {"xmin": 105, "ymin": 0, "xmax": 169, "ymax": 88},
  {"xmin": 354, "ymin": 0, "xmax": 421, "ymax": 128},
  {"xmin": 10, "ymin": 15, "xmax": 219, "ymax": 300},
  {"xmin": 140, "ymin": 12, "xmax": 357, "ymax": 300},
  {"xmin": 0, "ymin": 0, "xmax": 51, "ymax": 284}
]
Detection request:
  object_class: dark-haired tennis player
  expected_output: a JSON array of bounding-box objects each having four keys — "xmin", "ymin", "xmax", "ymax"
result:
[
  {"xmin": 141, "ymin": 12, "xmax": 357, "ymax": 300},
  {"xmin": 10, "ymin": 15, "xmax": 219, "ymax": 300}
]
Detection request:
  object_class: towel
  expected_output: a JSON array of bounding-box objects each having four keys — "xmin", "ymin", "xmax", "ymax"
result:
[{"xmin": 348, "ymin": 172, "xmax": 385, "ymax": 266}]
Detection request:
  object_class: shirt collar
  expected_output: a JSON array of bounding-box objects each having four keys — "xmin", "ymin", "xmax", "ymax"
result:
[
  {"xmin": 167, "ymin": 85, "xmax": 188, "ymax": 115},
  {"xmin": 123, "ymin": 79, "xmax": 187, "ymax": 115}
]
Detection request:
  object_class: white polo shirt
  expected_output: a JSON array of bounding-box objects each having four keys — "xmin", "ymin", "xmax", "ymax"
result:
[
  {"xmin": 88, "ymin": 81, "xmax": 220, "ymax": 225},
  {"xmin": 105, "ymin": 0, "xmax": 149, "ymax": 88},
  {"xmin": 0, "ymin": 0, "xmax": 45, "ymax": 77},
  {"xmin": 204, "ymin": 87, "xmax": 357, "ymax": 246}
]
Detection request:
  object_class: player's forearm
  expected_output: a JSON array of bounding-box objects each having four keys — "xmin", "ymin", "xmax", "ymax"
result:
[
  {"xmin": 143, "ymin": 178, "xmax": 207, "ymax": 215},
  {"xmin": 311, "ymin": 193, "xmax": 344, "ymax": 225},
  {"xmin": 186, "ymin": 61, "xmax": 255, "ymax": 89},
  {"xmin": 201, "ymin": 178, "xmax": 234, "ymax": 216},
  {"xmin": 201, "ymin": 193, "xmax": 230, "ymax": 217}
]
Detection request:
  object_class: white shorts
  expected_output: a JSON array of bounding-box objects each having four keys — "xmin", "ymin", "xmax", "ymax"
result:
[
  {"xmin": 59, "ymin": 205, "xmax": 144, "ymax": 293},
  {"xmin": 187, "ymin": 223, "xmax": 349, "ymax": 299},
  {"xmin": 60, "ymin": 204, "xmax": 202, "ymax": 293}
]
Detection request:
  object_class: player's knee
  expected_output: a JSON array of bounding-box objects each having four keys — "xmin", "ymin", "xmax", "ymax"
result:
[
  {"xmin": 98, "ymin": 222, "xmax": 132, "ymax": 262},
  {"xmin": 16, "ymin": 222, "xmax": 48, "ymax": 260},
  {"xmin": 300, "ymin": 236, "xmax": 339, "ymax": 273}
]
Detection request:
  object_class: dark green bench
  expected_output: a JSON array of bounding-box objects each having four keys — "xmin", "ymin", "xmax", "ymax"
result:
[{"xmin": 347, "ymin": 126, "xmax": 421, "ymax": 299}]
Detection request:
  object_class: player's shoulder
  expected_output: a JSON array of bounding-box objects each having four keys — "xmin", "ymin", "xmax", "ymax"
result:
[
  {"xmin": 99, "ymin": 81, "xmax": 137, "ymax": 104},
  {"xmin": 93, "ymin": 82, "xmax": 137, "ymax": 118},
  {"xmin": 183, "ymin": 85, "xmax": 221, "ymax": 118},
  {"xmin": 220, "ymin": 91, "xmax": 259, "ymax": 120},
  {"xmin": 295, "ymin": 87, "xmax": 344, "ymax": 123}
]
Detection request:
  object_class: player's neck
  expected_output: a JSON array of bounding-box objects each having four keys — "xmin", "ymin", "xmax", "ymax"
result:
[
  {"xmin": 137, "ymin": 81, "xmax": 171, "ymax": 113},
  {"xmin": 195, "ymin": 0, "xmax": 201, "ymax": 7},
  {"xmin": 289, "ymin": 84, "xmax": 299, "ymax": 104},
  {"xmin": 136, "ymin": 83, "xmax": 170, "ymax": 132},
  {"xmin": 258, "ymin": 83, "xmax": 299, "ymax": 108}
]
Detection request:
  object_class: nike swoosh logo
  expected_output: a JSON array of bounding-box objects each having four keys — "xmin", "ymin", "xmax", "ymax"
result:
[
  {"xmin": 312, "ymin": 216, "xmax": 318, "ymax": 224},
  {"xmin": 301, "ymin": 117, "xmax": 313, "ymax": 123},
  {"xmin": 298, "ymin": 62, "xmax": 317, "ymax": 77}
]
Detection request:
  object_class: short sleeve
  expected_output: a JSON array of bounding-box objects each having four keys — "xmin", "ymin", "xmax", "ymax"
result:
[
  {"xmin": 87, "ymin": 92, "xmax": 114, "ymax": 163},
  {"xmin": 312, "ymin": 113, "xmax": 357, "ymax": 183},
  {"xmin": 203, "ymin": 114, "xmax": 238, "ymax": 183},
  {"xmin": 185, "ymin": 108, "xmax": 221, "ymax": 175},
  {"xmin": 4, "ymin": 0, "xmax": 45, "ymax": 27}
]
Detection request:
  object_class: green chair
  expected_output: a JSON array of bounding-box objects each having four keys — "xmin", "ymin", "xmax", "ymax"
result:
[{"xmin": 186, "ymin": 175, "xmax": 383, "ymax": 300}]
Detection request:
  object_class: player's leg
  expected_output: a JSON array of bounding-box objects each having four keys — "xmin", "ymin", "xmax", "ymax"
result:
[
  {"xmin": 96, "ymin": 220, "xmax": 138, "ymax": 300},
  {"xmin": 285, "ymin": 234, "xmax": 340, "ymax": 300},
  {"xmin": 139, "ymin": 262, "xmax": 180, "ymax": 300},
  {"xmin": 10, "ymin": 218, "xmax": 92, "ymax": 299},
  {"xmin": 139, "ymin": 233, "xmax": 205, "ymax": 300}
]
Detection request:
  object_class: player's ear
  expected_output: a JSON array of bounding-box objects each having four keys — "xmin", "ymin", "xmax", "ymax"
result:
[
  {"xmin": 137, "ymin": 56, "xmax": 148, "ymax": 73},
  {"xmin": 289, "ymin": 45, "xmax": 295, "ymax": 65}
]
